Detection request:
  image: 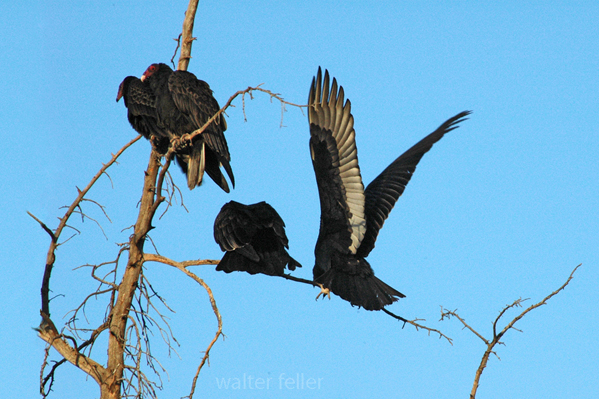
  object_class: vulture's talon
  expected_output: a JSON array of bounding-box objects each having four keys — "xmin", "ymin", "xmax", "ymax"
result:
[{"xmin": 315, "ymin": 284, "xmax": 331, "ymax": 301}]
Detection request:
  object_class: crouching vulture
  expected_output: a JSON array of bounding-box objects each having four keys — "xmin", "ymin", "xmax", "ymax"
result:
[
  {"xmin": 308, "ymin": 67, "xmax": 471, "ymax": 310},
  {"xmin": 214, "ymin": 201, "xmax": 301, "ymax": 276}
]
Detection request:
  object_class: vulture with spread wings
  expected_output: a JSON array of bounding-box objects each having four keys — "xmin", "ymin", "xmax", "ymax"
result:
[
  {"xmin": 138, "ymin": 63, "xmax": 234, "ymax": 192},
  {"xmin": 308, "ymin": 67, "xmax": 470, "ymax": 310},
  {"xmin": 214, "ymin": 201, "xmax": 301, "ymax": 276}
]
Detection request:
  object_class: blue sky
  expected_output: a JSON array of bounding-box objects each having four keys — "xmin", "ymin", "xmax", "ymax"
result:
[{"xmin": 2, "ymin": 1, "xmax": 598, "ymax": 398}]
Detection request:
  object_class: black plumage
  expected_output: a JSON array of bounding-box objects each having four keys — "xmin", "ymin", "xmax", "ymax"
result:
[
  {"xmin": 140, "ymin": 63, "xmax": 234, "ymax": 192},
  {"xmin": 116, "ymin": 76, "xmax": 170, "ymax": 153},
  {"xmin": 308, "ymin": 67, "xmax": 471, "ymax": 310},
  {"xmin": 214, "ymin": 201, "xmax": 301, "ymax": 276}
]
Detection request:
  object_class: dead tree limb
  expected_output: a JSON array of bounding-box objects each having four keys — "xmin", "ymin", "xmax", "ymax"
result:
[
  {"xmin": 38, "ymin": 314, "xmax": 107, "ymax": 391},
  {"xmin": 143, "ymin": 253, "xmax": 223, "ymax": 399},
  {"xmin": 440, "ymin": 264, "xmax": 580, "ymax": 399},
  {"xmin": 32, "ymin": 135, "xmax": 141, "ymax": 322},
  {"xmin": 104, "ymin": 150, "xmax": 164, "ymax": 398},
  {"xmin": 33, "ymin": 136, "xmax": 141, "ymax": 398},
  {"xmin": 278, "ymin": 271, "xmax": 453, "ymax": 343},
  {"xmin": 177, "ymin": 0, "xmax": 199, "ymax": 72},
  {"xmin": 166, "ymin": 85, "xmax": 306, "ymax": 163}
]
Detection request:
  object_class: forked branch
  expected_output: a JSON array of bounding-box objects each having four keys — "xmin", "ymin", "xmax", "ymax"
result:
[
  {"xmin": 440, "ymin": 264, "xmax": 580, "ymax": 399},
  {"xmin": 33, "ymin": 135, "xmax": 141, "ymax": 321},
  {"xmin": 38, "ymin": 314, "xmax": 108, "ymax": 394}
]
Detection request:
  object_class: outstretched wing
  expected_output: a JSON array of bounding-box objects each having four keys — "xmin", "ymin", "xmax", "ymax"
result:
[
  {"xmin": 357, "ymin": 110, "xmax": 472, "ymax": 257},
  {"xmin": 308, "ymin": 68, "xmax": 366, "ymax": 254}
]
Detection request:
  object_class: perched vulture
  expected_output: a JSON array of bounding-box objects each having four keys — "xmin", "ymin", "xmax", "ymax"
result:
[
  {"xmin": 214, "ymin": 201, "xmax": 301, "ymax": 276},
  {"xmin": 116, "ymin": 76, "xmax": 170, "ymax": 153},
  {"xmin": 308, "ymin": 67, "xmax": 470, "ymax": 311},
  {"xmin": 140, "ymin": 63, "xmax": 234, "ymax": 192}
]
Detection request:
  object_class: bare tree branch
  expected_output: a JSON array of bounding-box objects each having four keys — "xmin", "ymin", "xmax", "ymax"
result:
[
  {"xmin": 383, "ymin": 309, "xmax": 453, "ymax": 344},
  {"xmin": 34, "ymin": 136, "xmax": 141, "ymax": 398},
  {"xmin": 38, "ymin": 314, "xmax": 107, "ymax": 391},
  {"xmin": 439, "ymin": 307, "xmax": 488, "ymax": 344},
  {"xmin": 143, "ymin": 253, "xmax": 223, "ymax": 399},
  {"xmin": 34, "ymin": 135, "xmax": 141, "ymax": 322},
  {"xmin": 279, "ymin": 271, "xmax": 453, "ymax": 343},
  {"xmin": 105, "ymin": 150, "xmax": 164, "ymax": 398},
  {"xmin": 440, "ymin": 264, "xmax": 580, "ymax": 399},
  {"xmin": 144, "ymin": 253, "xmax": 219, "ymax": 268},
  {"xmin": 177, "ymin": 0, "xmax": 199, "ymax": 71},
  {"xmin": 166, "ymin": 85, "xmax": 306, "ymax": 163},
  {"xmin": 27, "ymin": 211, "xmax": 56, "ymax": 241}
]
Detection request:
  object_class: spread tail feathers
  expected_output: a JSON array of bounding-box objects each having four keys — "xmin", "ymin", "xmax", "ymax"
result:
[{"xmin": 317, "ymin": 269, "xmax": 404, "ymax": 311}]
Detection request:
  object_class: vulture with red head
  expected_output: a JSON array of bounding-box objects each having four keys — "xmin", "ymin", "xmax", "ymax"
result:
[
  {"xmin": 119, "ymin": 63, "xmax": 234, "ymax": 192},
  {"xmin": 308, "ymin": 67, "xmax": 471, "ymax": 310}
]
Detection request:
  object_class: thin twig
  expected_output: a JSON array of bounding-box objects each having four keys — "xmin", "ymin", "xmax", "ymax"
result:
[
  {"xmin": 441, "ymin": 264, "xmax": 580, "ymax": 399},
  {"xmin": 383, "ymin": 308, "xmax": 453, "ymax": 344},
  {"xmin": 165, "ymin": 85, "xmax": 307, "ymax": 162},
  {"xmin": 171, "ymin": 34, "xmax": 182, "ymax": 69},
  {"xmin": 280, "ymin": 271, "xmax": 452, "ymax": 343},
  {"xmin": 440, "ymin": 307, "xmax": 488, "ymax": 344},
  {"xmin": 70, "ymin": 210, "xmax": 109, "ymax": 240},
  {"xmin": 35, "ymin": 135, "xmax": 141, "ymax": 320},
  {"xmin": 81, "ymin": 198, "xmax": 113, "ymax": 223},
  {"xmin": 143, "ymin": 253, "xmax": 222, "ymax": 399}
]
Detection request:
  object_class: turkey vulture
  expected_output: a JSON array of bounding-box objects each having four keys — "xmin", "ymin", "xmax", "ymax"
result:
[
  {"xmin": 140, "ymin": 63, "xmax": 234, "ymax": 193},
  {"xmin": 116, "ymin": 76, "xmax": 170, "ymax": 153},
  {"xmin": 214, "ymin": 201, "xmax": 301, "ymax": 276},
  {"xmin": 308, "ymin": 67, "xmax": 470, "ymax": 310}
]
